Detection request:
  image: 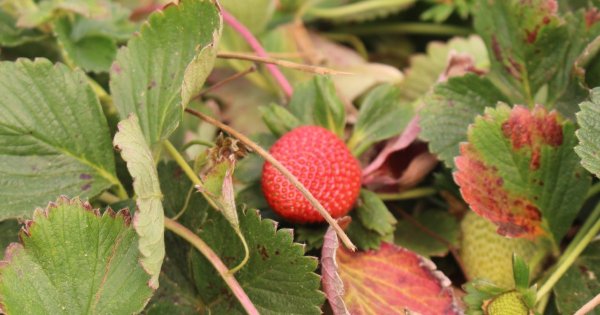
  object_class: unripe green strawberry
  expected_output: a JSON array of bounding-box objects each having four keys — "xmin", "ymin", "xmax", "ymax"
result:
[
  {"xmin": 460, "ymin": 212, "xmax": 538, "ymax": 288},
  {"xmin": 261, "ymin": 126, "xmax": 362, "ymax": 223},
  {"xmin": 485, "ymin": 291, "xmax": 529, "ymax": 315}
]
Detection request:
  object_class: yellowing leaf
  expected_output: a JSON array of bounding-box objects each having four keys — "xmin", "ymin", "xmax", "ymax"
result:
[
  {"xmin": 113, "ymin": 115, "xmax": 164, "ymax": 289},
  {"xmin": 321, "ymin": 225, "xmax": 462, "ymax": 315}
]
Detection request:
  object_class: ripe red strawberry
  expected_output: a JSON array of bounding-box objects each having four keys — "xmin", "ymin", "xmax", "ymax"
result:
[{"xmin": 261, "ymin": 126, "xmax": 362, "ymax": 223}]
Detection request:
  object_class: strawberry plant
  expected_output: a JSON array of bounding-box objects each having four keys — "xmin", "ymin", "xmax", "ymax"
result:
[{"xmin": 1, "ymin": 0, "xmax": 600, "ymax": 314}]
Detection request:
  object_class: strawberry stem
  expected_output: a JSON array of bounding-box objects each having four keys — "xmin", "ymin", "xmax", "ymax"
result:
[
  {"xmin": 222, "ymin": 10, "xmax": 293, "ymax": 98},
  {"xmin": 164, "ymin": 217, "xmax": 259, "ymax": 315},
  {"xmin": 535, "ymin": 202, "xmax": 600, "ymax": 302},
  {"xmin": 185, "ymin": 107, "xmax": 358, "ymax": 251},
  {"xmin": 162, "ymin": 139, "xmax": 252, "ymax": 272},
  {"xmin": 377, "ymin": 187, "xmax": 437, "ymax": 201}
]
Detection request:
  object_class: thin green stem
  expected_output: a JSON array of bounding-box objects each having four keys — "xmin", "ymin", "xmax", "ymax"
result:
[
  {"xmin": 229, "ymin": 228, "xmax": 250, "ymax": 274},
  {"xmin": 97, "ymin": 191, "xmax": 121, "ymax": 204},
  {"xmin": 163, "ymin": 140, "xmax": 203, "ymax": 186},
  {"xmin": 162, "ymin": 139, "xmax": 251, "ymax": 273},
  {"xmin": 337, "ymin": 22, "xmax": 471, "ymax": 37},
  {"xmin": 170, "ymin": 184, "xmax": 195, "ymax": 221},
  {"xmin": 586, "ymin": 181, "xmax": 600, "ymax": 200},
  {"xmin": 181, "ymin": 140, "xmax": 216, "ymax": 151},
  {"xmin": 164, "ymin": 218, "xmax": 259, "ymax": 315},
  {"xmin": 184, "ymin": 107, "xmax": 357, "ymax": 251},
  {"xmin": 536, "ymin": 203, "xmax": 600, "ymax": 301},
  {"xmin": 377, "ymin": 187, "xmax": 437, "ymax": 201}
]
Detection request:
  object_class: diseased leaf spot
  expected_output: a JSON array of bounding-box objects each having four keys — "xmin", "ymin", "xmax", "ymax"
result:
[
  {"xmin": 455, "ymin": 144, "xmax": 544, "ymax": 238},
  {"xmin": 81, "ymin": 183, "xmax": 91, "ymax": 191},
  {"xmin": 79, "ymin": 173, "xmax": 92, "ymax": 180},
  {"xmin": 501, "ymin": 105, "xmax": 563, "ymax": 170}
]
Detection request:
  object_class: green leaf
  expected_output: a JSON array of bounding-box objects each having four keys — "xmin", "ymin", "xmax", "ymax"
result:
[
  {"xmin": 113, "ymin": 115, "xmax": 164, "ymax": 288},
  {"xmin": 348, "ymin": 84, "xmax": 414, "ymax": 156},
  {"xmin": 553, "ymin": 240, "xmax": 600, "ymax": 315},
  {"xmin": 420, "ymin": 74, "xmax": 509, "ymax": 168},
  {"xmin": 575, "ymin": 87, "xmax": 600, "ymax": 178},
  {"xmin": 394, "ymin": 209, "xmax": 459, "ymax": 257},
  {"xmin": 0, "ymin": 197, "xmax": 152, "ymax": 314},
  {"xmin": 110, "ymin": 0, "xmax": 221, "ymax": 145},
  {"xmin": 397, "ymin": 35, "xmax": 489, "ymax": 105},
  {"xmin": 221, "ymin": 0, "xmax": 275, "ymax": 34},
  {"xmin": 260, "ymin": 103, "xmax": 301, "ymax": 137},
  {"xmin": 54, "ymin": 16, "xmax": 117, "ymax": 72},
  {"xmin": 13, "ymin": 0, "xmax": 110, "ymax": 28},
  {"xmin": 0, "ymin": 58, "xmax": 119, "ymax": 219},
  {"xmin": 289, "ymin": 76, "xmax": 346, "ymax": 137},
  {"xmin": 454, "ymin": 105, "xmax": 590, "ymax": 242},
  {"xmin": 355, "ymin": 189, "xmax": 397, "ymax": 236},
  {"xmin": 0, "ymin": 9, "xmax": 44, "ymax": 47},
  {"xmin": 512, "ymin": 254, "xmax": 530, "ymax": 290},
  {"xmin": 306, "ymin": 0, "xmax": 415, "ymax": 23},
  {"xmin": 145, "ymin": 161, "xmax": 211, "ymax": 313},
  {"xmin": 192, "ymin": 209, "xmax": 324, "ymax": 314},
  {"xmin": 473, "ymin": 0, "xmax": 569, "ymax": 104},
  {"xmin": 346, "ymin": 193, "xmax": 396, "ymax": 251}
]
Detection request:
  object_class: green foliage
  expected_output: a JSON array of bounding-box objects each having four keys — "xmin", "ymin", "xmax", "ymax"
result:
[
  {"xmin": 420, "ymin": 74, "xmax": 508, "ymax": 168},
  {"xmin": 110, "ymin": 0, "xmax": 221, "ymax": 145},
  {"xmin": 52, "ymin": 3, "xmax": 136, "ymax": 72},
  {"xmin": 260, "ymin": 103, "xmax": 301, "ymax": 137},
  {"xmin": 289, "ymin": 76, "xmax": 346, "ymax": 137},
  {"xmin": 0, "ymin": 197, "xmax": 153, "ymax": 314},
  {"xmin": 348, "ymin": 84, "xmax": 414, "ymax": 156},
  {"xmin": 553, "ymin": 240, "xmax": 600, "ymax": 315},
  {"xmin": 113, "ymin": 115, "xmax": 164, "ymax": 288},
  {"xmin": 0, "ymin": 9, "xmax": 44, "ymax": 47},
  {"xmin": 394, "ymin": 209, "xmax": 459, "ymax": 257},
  {"xmin": 346, "ymin": 190, "xmax": 396, "ymax": 250},
  {"xmin": 305, "ymin": 0, "xmax": 415, "ymax": 23},
  {"xmin": 152, "ymin": 207, "xmax": 325, "ymax": 314},
  {"xmin": 575, "ymin": 88, "xmax": 600, "ymax": 178},
  {"xmin": 0, "ymin": 59, "xmax": 118, "ymax": 219}
]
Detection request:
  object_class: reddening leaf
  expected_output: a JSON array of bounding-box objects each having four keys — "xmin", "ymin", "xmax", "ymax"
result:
[
  {"xmin": 575, "ymin": 87, "xmax": 600, "ymax": 178},
  {"xmin": 0, "ymin": 197, "xmax": 153, "ymax": 314},
  {"xmin": 473, "ymin": 0, "xmax": 567, "ymax": 103},
  {"xmin": 321, "ymin": 226, "xmax": 462, "ymax": 315},
  {"xmin": 454, "ymin": 104, "xmax": 589, "ymax": 242},
  {"xmin": 0, "ymin": 59, "xmax": 118, "ymax": 219},
  {"xmin": 113, "ymin": 115, "xmax": 164, "ymax": 288},
  {"xmin": 289, "ymin": 76, "xmax": 346, "ymax": 137},
  {"xmin": 110, "ymin": 0, "xmax": 221, "ymax": 145}
]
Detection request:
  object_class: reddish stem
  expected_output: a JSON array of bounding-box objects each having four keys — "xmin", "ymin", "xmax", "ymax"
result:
[{"xmin": 222, "ymin": 10, "xmax": 293, "ymax": 98}]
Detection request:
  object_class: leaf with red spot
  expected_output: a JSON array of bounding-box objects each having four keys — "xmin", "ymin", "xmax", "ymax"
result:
[
  {"xmin": 321, "ymin": 225, "xmax": 462, "ymax": 315},
  {"xmin": 454, "ymin": 104, "xmax": 589, "ymax": 242}
]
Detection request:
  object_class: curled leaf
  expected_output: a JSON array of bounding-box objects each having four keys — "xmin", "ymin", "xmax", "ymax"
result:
[{"xmin": 321, "ymin": 225, "xmax": 462, "ymax": 315}]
